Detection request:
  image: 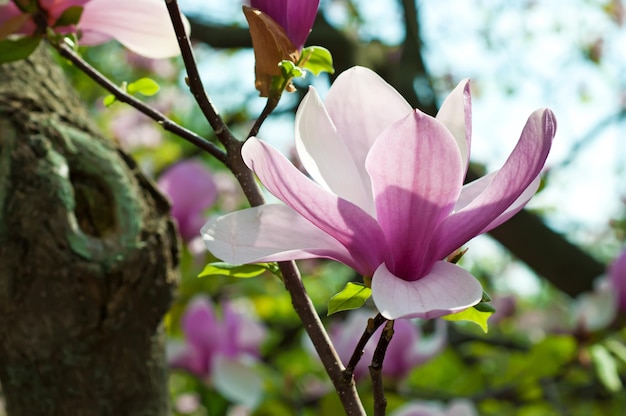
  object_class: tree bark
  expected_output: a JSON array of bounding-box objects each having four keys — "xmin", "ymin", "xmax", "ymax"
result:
[{"xmin": 0, "ymin": 46, "xmax": 179, "ymax": 416}]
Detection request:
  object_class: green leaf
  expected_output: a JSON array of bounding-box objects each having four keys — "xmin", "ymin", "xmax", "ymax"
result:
[
  {"xmin": 300, "ymin": 46, "xmax": 335, "ymax": 76},
  {"xmin": 102, "ymin": 94, "xmax": 117, "ymax": 107},
  {"xmin": 198, "ymin": 262, "xmax": 274, "ymax": 279},
  {"xmin": 443, "ymin": 306, "xmax": 493, "ymax": 333},
  {"xmin": 127, "ymin": 77, "xmax": 160, "ymax": 96},
  {"xmin": 605, "ymin": 339, "xmax": 626, "ymax": 364},
  {"xmin": 327, "ymin": 282, "xmax": 372, "ymax": 316},
  {"xmin": 473, "ymin": 301, "xmax": 496, "ymax": 313},
  {"xmin": 590, "ymin": 344, "xmax": 623, "ymax": 393},
  {"xmin": 0, "ymin": 36, "xmax": 41, "ymax": 63},
  {"xmin": 53, "ymin": 6, "xmax": 84, "ymax": 27},
  {"xmin": 278, "ymin": 60, "xmax": 304, "ymax": 79}
]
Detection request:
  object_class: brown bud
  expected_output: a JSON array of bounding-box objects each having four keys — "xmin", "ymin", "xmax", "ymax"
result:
[{"xmin": 243, "ymin": 5, "xmax": 300, "ymax": 97}]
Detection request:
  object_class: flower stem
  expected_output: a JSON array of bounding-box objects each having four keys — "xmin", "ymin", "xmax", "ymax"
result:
[
  {"xmin": 344, "ymin": 314, "xmax": 387, "ymax": 381},
  {"xmin": 370, "ymin": 320, "xmax": 394, "ymax": 416}
]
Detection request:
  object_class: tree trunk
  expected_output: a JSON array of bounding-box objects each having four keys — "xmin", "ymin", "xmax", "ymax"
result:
[{"xmin": 0, "ymin": 46, "xmax": 179, "ymax": 416}]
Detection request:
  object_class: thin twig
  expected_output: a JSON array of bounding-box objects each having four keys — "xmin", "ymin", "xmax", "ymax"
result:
[
  {"xmin": 248, "ymin": 94, "xmax": 281, "ymax": 138},
  {"xmin": 344, "ymin": 314, "xmax": 387, "ymax": 381},
  {"xmin": 370, "ymin": 320, "xmax": 394, "ymax": 416},
  {"xmin": 164, "ymin": 0, "xmax": 235, "ymax": 146},
  {"xmin": 55, "ymin": 43, "xmax": 228, "ymax": 164}
]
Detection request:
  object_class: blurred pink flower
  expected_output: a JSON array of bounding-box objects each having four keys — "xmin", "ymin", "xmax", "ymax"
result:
[
  {"xmin": 168, "ymin": 295, "xmax": 266, "ymax": 408},
  {"xmin": 330, "ymin": 310, "xmax": 447, "ymax": 381},
  {"xmin": 391, "ymin": 399, "xmax": 478, "ymax": 416},
  {"xmin": 158, "ymin": 160, "xmax": 218, "ymax": 243},
  {"xmin": 608, "ymin": 248, "xmax": 626, "ymax": 312},
  {"xmin": 203, "ymin": 66, "xmax": 556, "ymax": 320},
  {"xmin": 0, "ymin": 0, "xmax": 187, "ymax": 58},
  {"xmin": 250, "ymin": 0, "xmax": 319, "ymax": 50}
]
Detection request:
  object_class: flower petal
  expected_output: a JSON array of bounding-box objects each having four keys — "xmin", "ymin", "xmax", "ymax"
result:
[
  {"xmin": 181, "ymin": 295, "xmax": 220, "ymax": 357},
  {"xmin": 371, "ymin": 261, "xmax": 483, "ymax": 320},
  {"xmin": 324, "ymin": 67, "xmax": 413, "ymax": 176},
  {"xmin": 202, "ymin": 204, "xmax": 359, "ymax": 271},
  {"xmin": 78, "ymin": 0, "xmax": 188, "ymax": 58},
  {"xmin": 243, "ymin": 138, "xmax": 388, "ymax": 275},
  {"xmin": 295, "ymin": 86, "xmax": 374, "ymax": 214},
  {"xmin": 436, "ymin": 79, "xmax": 472, "ymax": 174},
  {"xmin": 429, "ymin": 108, "xmax": 556, "ymax": 261},
  {"xmin": 365, "ymin": 111, "xmax": 463, "ymax": 279},
  {"xmin": 212, "ymin": 354, "xmax": 264, "ymax": 409}
]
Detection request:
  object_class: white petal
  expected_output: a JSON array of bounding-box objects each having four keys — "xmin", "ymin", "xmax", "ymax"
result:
[
  {"xmin": 201, "ymin": 204, "xmax": 356, "ymax": 269},
  {"xmin": 212, "ymin": 354, "xmax": 263, "ymax": 409},
  {"xmin": 371, "ymin": 261, "xmax": 482, "ymax": 320},
  {"xmin": 79, "ymin": 0, "xmax": 189, "ymax": 58},
  {"xmin": 295, "ymin": 86, "xmax": 374, "ymax": 214}
]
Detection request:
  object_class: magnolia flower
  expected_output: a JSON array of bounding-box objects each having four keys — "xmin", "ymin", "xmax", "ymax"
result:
[
  {"xmin": 202, "ymin": 66, "xmax": 556, "ymax": 320},
  {"xmin": 330, "ymin": 310, "xmax": 446, "ymax": 381},
  {"xmin": 0, "ymin": 0, "xmax": 187, "ymax": 58},
  {"xmin": 391, "ymin": 399, "xmax": 478, "ymax": 416},
  {"xmin": 250, "ymin": 0, "xmax": 319, "ymax": 50},
  {"xmin": 157, "ymin": 160, "xmax": 218, "ymax": 243},
  {"xmin": 608, "ymin": 247, "xmax": 626, "ymax": 312},
  {"xmin": 244, "ymin": 0, "xmax": 319, "ymax": 96},
  {"xmin": 168, "ymin": 296, "xmax": 267, "ymax": 409}
]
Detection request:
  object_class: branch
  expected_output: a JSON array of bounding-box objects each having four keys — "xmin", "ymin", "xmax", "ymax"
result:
[
  {"xmin": 370, "ymin": 320, "xmax": 395, "ymax": 416},
  {"xmin": 54, "ymin": 43, "xmax": 227, "ymax": 164},
  {"xmin": 164, "ymin": 0, "xmax": 236, "ymax": 147},
  {"xmin": 344, "ymin": 314, "xmax": 387, "ymax": 381}
]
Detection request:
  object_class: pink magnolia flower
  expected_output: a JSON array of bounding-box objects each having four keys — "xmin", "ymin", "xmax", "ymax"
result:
[
  {"xmin": 330, "ymin": 310, "xmax": 447, "ymax": 381},
  {"xmin": 608, "ymin": 248, "xmax": 626, "ymax": 312},
  {"xmin": 168, "ymin": 296, "xmax": 267, "ymax": 408},
  {"xmin": 202, "ymin": 66, "xmax": 556, "ymax": 320},
  {"xmin": 0, "ymin": 0, "xmax": 187, "ymax": 58},
  {"xmin": 250, "ymin": 0, "xmax": 319, "ymax": 50},
  {"xmin": 391, "ymin": 399, "xmax": 478, "ymax": 416},
  {"xmin": 157, "ymin": 160, "xmax": 218, "ymax": 243}
]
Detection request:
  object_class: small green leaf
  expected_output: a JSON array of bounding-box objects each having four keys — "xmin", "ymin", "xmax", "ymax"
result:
[
  {"xmin": 443, "ymin": 306, "xmax": 493, "ymax": 333},
  {"xmin": 127, "ymin": 77, "xmax": 160, "ymax": 96},
  {"xmin": 278, "ymin": 60, "xmax": 304, "ymax": 79},
  {"xmin": 103, "ymin": 94, "xmax": 117, "ymax": 107},
  {"xmin": 605, "ymin": 339, "xmax": 626, "ymax": 365},
  {"xmin": 0, "ymin": 35, "xmax": 41, "ymax": 63},
  {"xmin": 327, "ymin": 282, "xmax": 372, "ymax": 316},
  {"xmin": 473, "ymin": 301, "xmax": 496, "ymax": 313},
  {"xmin": 590, "ymin": 344, "xmax": 623, "ymax": 393},
  {"xmin": 198, "ymin": 262, "xmax": 273, "ymax": 279},
  {"xmin": 299, "ymin": 46, "xmax": 335, "ymax": 76},
  {"xmin": 53, "ymin": 6, "xmax": 84, "ymax": 28}
]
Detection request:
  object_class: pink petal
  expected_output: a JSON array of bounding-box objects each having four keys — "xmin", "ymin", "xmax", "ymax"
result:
[
  {"xmin": 371, "ymin": 261, "xmax": 483, "ymax": 320},
  {"xmin": 168, "ymin": 341, "xmax": 207, "ymax": 376},
  {"xmin": 436, "ymin": 79, "xmax": 472, "ymax": 174},
  {"xmin": 365, "ymin": 111, "xmax": 463, "ymax": 279},
  {"xmin": 454, "ymin": 172, "xmax": 542, "ymax": 234},
  {"xmin": 243, "ymin": 138, "xmax": 388, "ymax": 275},
  {"xmin": 324, "ymin": 67, "xmax": 413, "ymax": 176},
  {"xmin": 295, "ymin": 86, "xmax": 374, "ymax": 214},
  {"xmin": 201, "ymin": 204, "xmax": 360, "ymax": 272},
  {"xmin": 182, "ymin": 296, "xmax": 218, "ymax": 351},
  {"xmin": 429, "ymin": 109, "xmax": 556, "ymax": 261},
  {"xmin": 78, "ymin": 0, "xmax": 188, "ymax": 58}
]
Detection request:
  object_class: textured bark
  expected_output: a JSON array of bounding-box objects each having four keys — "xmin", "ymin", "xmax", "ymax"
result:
[{"xmin": 0, "ymin": 47, "xmax": 179, "ymax": 416}]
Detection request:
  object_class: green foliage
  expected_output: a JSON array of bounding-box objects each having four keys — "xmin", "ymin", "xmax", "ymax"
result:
[
  {"xmin": 127, "ymin": 77, "xmax": 161, "ymax": 96},
  {"xmin": 198, "ymin": 262, "xmax": 279, "ymax": 279},
  {"xmin": 327, "ymin": 282, "xmax": 372, "ymax": 315},
  {"xmin": 590, "ymin": 344, "xmax": 623, "ymax": 393},
  {"xmin": 53, "ymin": 6, "xmax": 84, "ymax": 27},
  {"xmin": 443, "ymin": 306, "xmax": 493, "ymax": 333},
  {"xmin": 0, "ymin": 36, "xmax": 41, "ymax": 63},
  {"xmin": 299, "ymin": 46, "xmax": 335, "ymax": 76}
]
